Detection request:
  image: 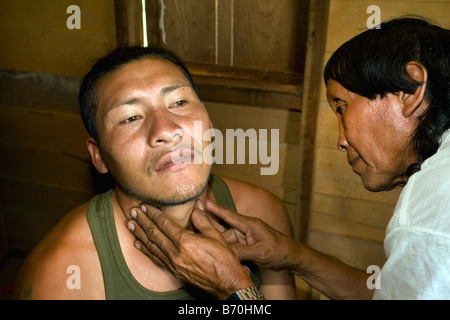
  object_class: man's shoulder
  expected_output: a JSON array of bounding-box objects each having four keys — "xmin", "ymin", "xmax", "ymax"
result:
[
  {"xmin": 12, "ymin": 202, "xmax": 104, "ymax": 299},
  {"xmin": 219, "ymin": 176, "xmax": 278, "ymax": 206},
  {"xmin": 218, "ymin": 176, "xmax": 293, "ymax": 235}
]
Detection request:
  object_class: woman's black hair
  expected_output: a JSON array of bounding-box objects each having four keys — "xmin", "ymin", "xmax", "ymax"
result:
[
  {"xmin": 79, "ymin": 45, "xmax": 198, "ymax": 143},
  {"xmin": 324, "ymin": 17, "xmax": 450, "ymax": 176}
]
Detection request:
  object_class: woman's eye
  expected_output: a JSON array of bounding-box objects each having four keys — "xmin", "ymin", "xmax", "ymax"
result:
[{"xmin": 336, "ymin": 105, "xmax": 344, "ymax": 115}]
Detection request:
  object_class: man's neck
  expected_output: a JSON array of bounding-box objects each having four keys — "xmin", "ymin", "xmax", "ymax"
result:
[
  {"xmin": 157, "ymin": 201, "xmax": 197, "ymax": 229},
  {"xmin": 113, "ymin": 187, "xmax": 208, "ymax": 230}
]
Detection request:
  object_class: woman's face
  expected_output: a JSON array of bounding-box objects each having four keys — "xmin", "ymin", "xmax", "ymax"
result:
[{"xmin": 326, "ymin": 79, "xmax": 420, "ymax": 191}]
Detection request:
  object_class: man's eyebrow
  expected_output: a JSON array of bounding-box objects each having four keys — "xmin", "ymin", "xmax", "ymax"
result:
[
  {"xmin": 160, "ymin": 82, "xmax": 190, "ymax": 95},
  {"xmin": 105, "ymin": 82, "xmax": 191, "ymax": 115}
]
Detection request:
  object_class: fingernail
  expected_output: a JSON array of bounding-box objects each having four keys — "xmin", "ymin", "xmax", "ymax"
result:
[
  {"xmin": 141, "ymin": 204, "xmax": 147, "ymax": 213},
  {"xmin": 135, "ymin": 242, "xmax": 141, "ymax": 250},
  {"xmin": 128, "ymin": 221, "xmax": 135, "ymax": 231},
  {"xmin": 131, "ymin": 209, "xmax": 137, "ymax": 219},
  {"xmin": 196, "ymin": 199, "xmax": 204, "ymax": 211}
]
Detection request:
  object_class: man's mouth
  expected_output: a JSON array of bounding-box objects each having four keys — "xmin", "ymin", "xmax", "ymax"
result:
[{"xmin": 155, "ymin": 148, "xmax": 194, "ymax": 172}]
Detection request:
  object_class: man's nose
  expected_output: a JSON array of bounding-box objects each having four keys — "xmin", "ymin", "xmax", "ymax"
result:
[{"xmin": 148, "ymin": 110, "xmax": 182, "ymax": 147}]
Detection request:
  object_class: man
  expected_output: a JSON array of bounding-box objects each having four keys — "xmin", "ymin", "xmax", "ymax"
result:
[
  {"xmin": 127, "ymin": 17, "xmax": 450, "ymax": 299},
  {"xmin": 12, "ymin": 46, "xmax": 296, "ymax": 299}
]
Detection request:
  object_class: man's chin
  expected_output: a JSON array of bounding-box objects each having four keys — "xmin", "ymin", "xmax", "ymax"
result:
[
  {"xmin": 141, "ymin": 182, "xmax": 208, "ymax": 209},
  {"xmin": 127, "ymin": 172, "xmax": 211, "ymax": 209},
  {"xmin": 114, "ymin": 165, "xmax": 212, "ymax": 209}
]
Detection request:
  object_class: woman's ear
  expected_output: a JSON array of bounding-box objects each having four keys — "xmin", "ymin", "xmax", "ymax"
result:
[
  {"xmin": 400, "ymin": 61, "xmax": 428, "ymax": 118},
  {"xmin": 86, "ymin": 137, "xmax": 109, "ymax": 174}
]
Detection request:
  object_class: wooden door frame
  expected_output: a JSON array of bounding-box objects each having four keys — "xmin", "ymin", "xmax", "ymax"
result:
[{"xmin": 296, "ymin": 0, "xmax": 329, "ymax": 243}]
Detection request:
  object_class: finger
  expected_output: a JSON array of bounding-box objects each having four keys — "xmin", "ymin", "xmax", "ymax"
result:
[
  {"xmin": 205, "ymin": 199, "xmax": 252, "ymax": 235},
  {"xmin": 191, "ymin": 200, "xmax": 226, "ymax": 243},
  {"xmin": 130, "ymin": 206, "xmax": 169, "ymax": 248},
  {"xmin": 222, "ymin": 228, "xmax": 247, "ymax": 245},
  {"xmin": 133, "ymin": 239, "xmax": 166, "ymax": 268},
  {"xmin": 129, "ymin": 206, "xmax": 179, "ymax": 263},
  {"xmin": 140, "ymin": 204, "xmax": 185, "ymax": 242},
  {"xmin": 128, "ymin": 217, "xmax": 174, "ymax": 270},
  {"xmin": 230, "ymin": 242, "xmax": 258, "ymax": 262}
]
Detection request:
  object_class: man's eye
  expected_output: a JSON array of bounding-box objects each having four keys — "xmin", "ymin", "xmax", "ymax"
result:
[
  {"xmin": 121, "ymin": 115, "xmax": 140, "ymax": 124},
  {"xmin": 173, "ymin": 100, "xmax": 187, "ymax": 107},
  {"xmin": 336, "ymin": 105, "xmax": 344, "ymax": 115}
]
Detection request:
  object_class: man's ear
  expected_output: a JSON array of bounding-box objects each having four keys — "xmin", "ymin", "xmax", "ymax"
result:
[
  {"xmin": 400, "ymin": 61, "xmax": 428, "ymax": 118},
  {"xmin": 86, "ymin": 137, "xmax": 109, "ymax": 174}
]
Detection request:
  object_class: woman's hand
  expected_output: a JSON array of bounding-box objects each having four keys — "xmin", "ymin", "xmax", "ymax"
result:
[{"xmin": 127, "ymin": 200, "xmax": 255, "ymax": 299}]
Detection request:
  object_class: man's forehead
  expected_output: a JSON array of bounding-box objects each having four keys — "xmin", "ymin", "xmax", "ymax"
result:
[
  {"xmin": 96, "ymin": 59, "xmax": 192, "ymax": 99},
  {"xmin": 101, "ymin": 58, "xmax": 186, "ymax": 83}
]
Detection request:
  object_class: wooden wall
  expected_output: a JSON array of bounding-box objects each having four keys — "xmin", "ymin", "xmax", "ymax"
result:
[
  {"xmin": 0, "ymin": 0, "xmax": 117, "ymax": 77},
  {"xmin": 208, "ymin": 102, "xmax": 302, "ymax": 228},
  {"xmin": 307, "ymin": 0, "xmax": 450, "ymax": 298},
  {"xmin": 0, "ymin": 0, "xmax": 304, "ymax": 255},
  {"xmin": 0, "ymin": 0, "xmax": 116, "ymax": 252}
]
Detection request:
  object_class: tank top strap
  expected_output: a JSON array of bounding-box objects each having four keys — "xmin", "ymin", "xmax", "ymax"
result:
[{"xmin": 208, "ymin": 174, "xmax": 237, "ymax": 212}]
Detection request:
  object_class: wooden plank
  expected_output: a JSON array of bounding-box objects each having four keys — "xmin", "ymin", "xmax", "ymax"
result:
[
  {"xmin": 0, "ymin": 105, "xmax": 89, "ymax": 157},
  {"xmin": 0, "ymin": 70, "xmax": 81, "ymax": 114},
  {"xmin": 186, "ymin": 61, "xmax": 303, "ymax": 86},
  {"xmin": 309, "ymin": 211, "xmax": 386, "ymax": 242},
  {"xmin": 295, "ymin": 0, "xmax": 330, "ymax": 243},
  {"xmin": 216, "ymin": 0, "xmax": 233, "ymax": 66},
  {"xmin": 0, "ymin": 143, "xmax": 93, "ymax": 192},
  {"xmin": 0, "ymin": 177, "xmax": 92, "ymax": 251},
  {"xmin": 211, "ymin": 142, "xmax": 300, "ymax": 187},
  {"xmin": 308, "ymin": 229, "xmax": 387, "ymax": 270},
  {"xmin": 195, "ymin": 75, "xmax": 302, "ymax": 110},
  {"xmin": 0, "ymin": 177, "xmax": 92, "ymax": 220},
  {"xmin": 0, "ymin": 0, "xmax": 116, "ymax": 75},
  {"xmin": 114, "ymin": 0, "xmax": 143, "ymax": 46},
  {"xmin": 314, "ymin": 147, "xmax": 402, "ymax": 205},
  {"xmin": 0, "ymin": 28, "xmax": 115, "ymax": 77},
  {"xmin": 311, "ymin": 193, "xmax": 393, "ymax": 229},
  {"xmin": 315, "ymin": 100, "xmax": 339, "ymax": 149},
  {"xmin": 152, "ymin": 0, "xmax": 216, "ymax": 64},
  {"xmin": 0, "ymin": 0, "xmax": 116, "ymax": 34},
  {"xmin": 232, "ymin": 0, "xmax": 307, "ymax": 72},
  {"xmin": 205, "ymin": 101, "xmax": 301, "ymax": 145},
  {"xmin": 326, "ymin": 0, "xmax": 450, "ymax": 53},
  {"xmin": 144, "ymin": 0, "xmax": 304, "ymax": 110}
]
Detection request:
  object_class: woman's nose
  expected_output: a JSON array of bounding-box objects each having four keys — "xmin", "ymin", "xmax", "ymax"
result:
[{"xmin": 337, "ymin": 123, "xmax": 348, "ymax": 151}]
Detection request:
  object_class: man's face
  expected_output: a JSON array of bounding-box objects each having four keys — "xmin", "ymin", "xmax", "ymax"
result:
[
  {"xmin": 326, "ymin": 79, "xmax": 418, "ymax": 192},
  {"xmin": 91, "ymin": 58, "xmax": 212, "ymax": 207}
]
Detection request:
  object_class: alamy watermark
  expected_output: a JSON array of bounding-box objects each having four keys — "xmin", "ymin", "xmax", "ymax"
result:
[
  {"xmin": 170, "ymin": 121, "xmax": 280, "ymax": 176},
  {"xmin": 367, "ymin": 265, "xmax": 381, "ymax": 289},
  {"xmin": 66, "ymin": 5, "xmax": 81, "ymax": 30},
  {"xmin": 66, "ymin": 265, "xmax": 81, "ymax": 289},
  {"xmin": 367, "ymin": 5, "xmax": 381, "ymax": 29}
]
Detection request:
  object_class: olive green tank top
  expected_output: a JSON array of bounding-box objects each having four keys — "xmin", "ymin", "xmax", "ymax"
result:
[{"xmin": 86, "ymin": 174, "xmax": 260, "ymax": 300}]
